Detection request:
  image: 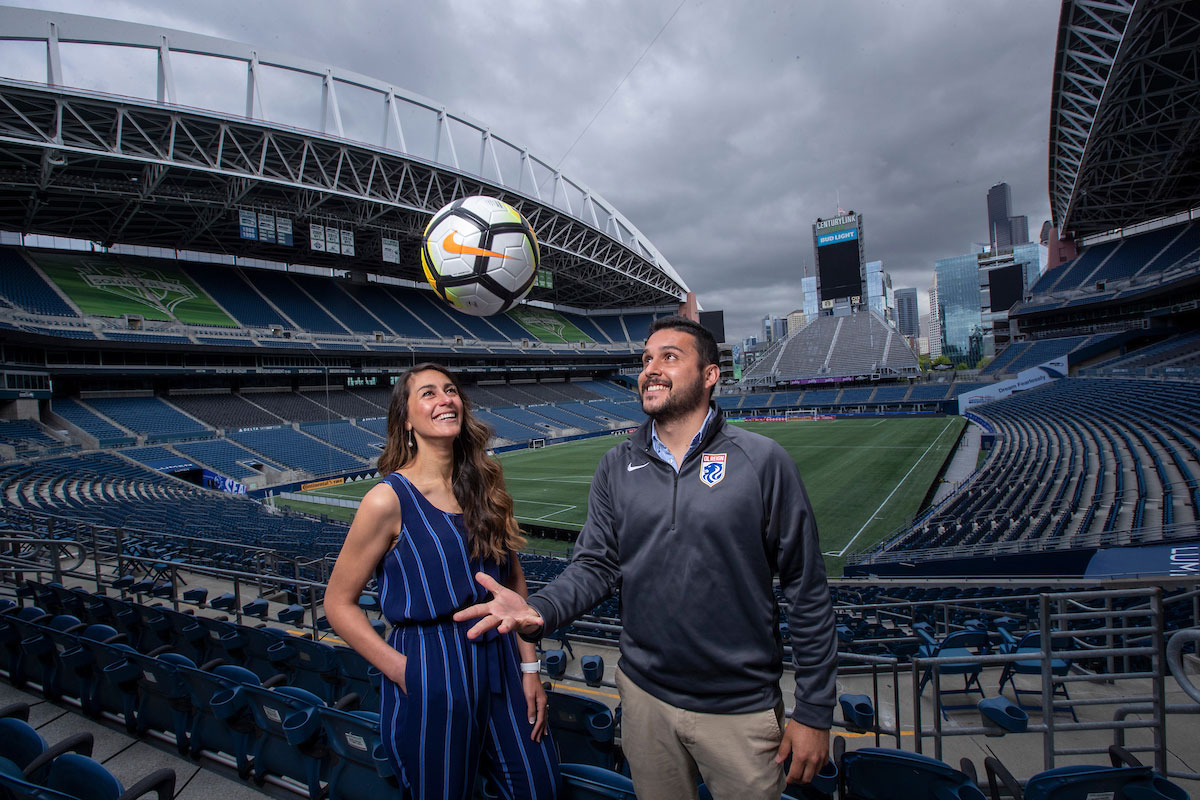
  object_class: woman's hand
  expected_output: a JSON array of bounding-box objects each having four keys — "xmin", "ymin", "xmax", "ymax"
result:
[
  {"xmin": 523, "ymin": 673, "xmax": 548, "ymax": 742},
  {"xmin": 382, "ymin": 652, "xmax": 408, "ymax": 694}
]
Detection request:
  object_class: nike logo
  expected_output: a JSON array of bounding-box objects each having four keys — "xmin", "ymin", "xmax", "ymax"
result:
[
  {"xmin": 442, "ymin": 230, "xmax": 512, "ymax": 259},
  {"xmin": 627, "ymin": 462, "xmax": 650, "ymax": 472}
]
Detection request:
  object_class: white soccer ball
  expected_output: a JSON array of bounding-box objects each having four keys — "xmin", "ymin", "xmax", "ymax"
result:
[{"xmin": 420, "ymin": 196, "xmax": 539, "ymax": 316}]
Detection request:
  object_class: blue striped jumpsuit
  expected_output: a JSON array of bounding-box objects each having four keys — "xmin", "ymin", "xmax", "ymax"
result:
[{"xmin": 377, "ymin": 472, "xmax": 559, "ymax": 800}]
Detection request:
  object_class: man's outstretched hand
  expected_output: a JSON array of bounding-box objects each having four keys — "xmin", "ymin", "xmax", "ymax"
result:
[{"xmin": 453, "ymin": 572, "xmax": 545, "ymax": 640}]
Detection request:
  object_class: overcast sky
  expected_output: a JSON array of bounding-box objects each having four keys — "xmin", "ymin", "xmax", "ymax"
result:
[{"xmin": 1, "ymin": 0, "xmax": 1060, "ymax": 343}]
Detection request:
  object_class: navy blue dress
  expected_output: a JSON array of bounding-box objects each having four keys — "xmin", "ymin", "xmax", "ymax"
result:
[{"xmin": 376, "ymin": 472, "xmax": 559, "ymax": 800}]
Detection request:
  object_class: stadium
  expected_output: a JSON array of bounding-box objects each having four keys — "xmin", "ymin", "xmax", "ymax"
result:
[{"xmin": 0, "ymin": 2, "xmax": 1198, "ymax": 799}]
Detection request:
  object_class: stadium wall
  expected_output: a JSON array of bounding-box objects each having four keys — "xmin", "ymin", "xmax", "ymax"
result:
[{"xmin": 844, "ymin": 548, "xmax": 1097, "ymax": 578}]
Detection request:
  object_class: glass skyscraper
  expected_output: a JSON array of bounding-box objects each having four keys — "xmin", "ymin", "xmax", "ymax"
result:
[
  {"xmin": 935, "ymin": 242, "xmax": 1041, "ymax": 366},
  {"xmin": 935, "ymin": 252, "xmax": 984, "ymax": 366}
]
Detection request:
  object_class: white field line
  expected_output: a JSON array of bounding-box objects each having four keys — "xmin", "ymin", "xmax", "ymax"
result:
[
  {"xmin": 504, "ymin": 475, "xmax": 594, "ymax": 485},
  {"xmin": 871, "ymin": 419, "xmax": 887, "ymax": 427},
  {"xmin": 829, "ymin": 418, "xmax": 956, "ymax": 558},
  {"xmin": 516, "ymin": 506, "xmax": 580, "ymax": 522}
]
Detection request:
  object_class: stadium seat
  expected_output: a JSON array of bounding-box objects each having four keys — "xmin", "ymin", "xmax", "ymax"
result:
[
  {"xmin": 982, "ymin": 754, "xmax": 1187, "ymax": 800},
  {"xmin": 155, "ymin": 607, "xmax": 209, "ymax": 665},
  {"xmin": 917, "ymin": 630, "xmax": 990, "ymax": 719},
  {"xmin": 996, "ymin": 630, "xmax": 1077, "ymax": 722},
  {"xmin": 837, "ymin": 741, "xmax": 985, "ymax": 800},
  {"xmin": 544, "ymin": 689, "xmax": 618, "ymax": 770},
  {"xmin": 317, "ymin": 706, "xmax": 396, "ymax": 800},
  {"xmin": 43, "ymin": 752, "xmax": 175, "ymax": 800},
  {"xmin": 238, "ymin": 683, "xmax": 328, "ymax": 797},
  {"xmin": 175, "ymin": 662, "xmax": 270, "ymax": 778},
  {"xmin": 121, "ymin": 650, "xmax": 196, "ymax": 754},
  {"xmin": 39, "ymin": 619, "xmax": 120, "ymax": 707},
  {"xmin": 191, "ymin": 615, "xmax": 249, "ymax": 667},
  {"xmin": 333, "ymin": 647, "xmax": 381, "ymax": 713},
  {"xmin": 0, "ymin": 712, "xmax": 94, "ymax": 785},
  {"xmin": 15, "ymin": 613, "xmax": 84, "ymax": 694},
  {"xmin": 559, "ymin": 763, "xmax": 637, "ymax": 800},
  {"xmin": 286, "ymin": 636, "xmax": 343, "ymax": 703}
]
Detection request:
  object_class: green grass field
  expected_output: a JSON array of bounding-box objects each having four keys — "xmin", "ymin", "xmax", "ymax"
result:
[{"xmin": 285, "ymin": 416, "xmax": 965, "ymax": 575}]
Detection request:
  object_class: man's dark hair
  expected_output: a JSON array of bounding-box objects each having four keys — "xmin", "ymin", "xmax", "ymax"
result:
[{"xmin": 647, "ymin": 315, "xmax": 719, "ymax": 368}]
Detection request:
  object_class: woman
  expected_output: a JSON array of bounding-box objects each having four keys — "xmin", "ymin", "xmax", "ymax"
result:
[{"xmin": 324, "ymin": 363, "xmax": 559, "ymax": 800}]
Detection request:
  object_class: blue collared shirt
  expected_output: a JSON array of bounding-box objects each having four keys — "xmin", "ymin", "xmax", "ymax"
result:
[{"xmin": 650, "ymin": 406, "xmax": 716, "ymax": 473}]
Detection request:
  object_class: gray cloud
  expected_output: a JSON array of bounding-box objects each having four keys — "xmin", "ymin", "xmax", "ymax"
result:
[{"xmin": 3, "ymin": 0, "xmax": 1061, "ymax": 341}]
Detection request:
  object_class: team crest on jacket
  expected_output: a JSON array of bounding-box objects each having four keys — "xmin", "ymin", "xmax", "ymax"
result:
[{"xmin": 700, "ymin": 453, "xmax": 727, "ymax": 487}]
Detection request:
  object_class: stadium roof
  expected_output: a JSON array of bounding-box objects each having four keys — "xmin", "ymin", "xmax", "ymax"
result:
[
  {"xmin": 0, "ymin": 7, "xmax": 689, "ymax": 310},
  {"xmin": 1048, "ymin": 0, "xmax": 1200, "ymax": 239}
]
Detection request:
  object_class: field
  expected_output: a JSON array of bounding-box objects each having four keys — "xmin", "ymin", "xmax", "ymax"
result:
[{"xmin": 288, "ymin": 416, "xmax": 965, "ymax": 575}]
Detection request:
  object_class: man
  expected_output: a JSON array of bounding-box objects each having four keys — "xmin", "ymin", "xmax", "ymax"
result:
[{"xmin": 457, "ymin": 316, "xmax": 837, "ymax": 800}]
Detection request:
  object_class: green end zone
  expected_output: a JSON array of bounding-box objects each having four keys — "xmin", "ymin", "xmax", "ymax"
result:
[
  {"xmin": 289, "ymin": 416, "xmax": 965, "ymax": 575},
  {"xmin": 33, "ymin": 252, "xmax": 237, "ymax": 326}
]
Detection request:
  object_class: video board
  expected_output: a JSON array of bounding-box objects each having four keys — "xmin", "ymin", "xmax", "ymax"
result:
[
  {"xmin": 988, "ymin": 263, "xmax": 1024, "ymax": 312},
  {"xmin": 816, "ymin": 226, "xmax": 862, "ymax": 301}
]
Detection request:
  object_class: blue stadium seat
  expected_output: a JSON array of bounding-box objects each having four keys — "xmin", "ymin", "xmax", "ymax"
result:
[
  {"xmin": 175, "ymin": 662, "xmax": 268, "ymax": 778},
  {"xmin": 917, "ymin": 630, "xmax": 990, "ymax": 719},
  {"xmin": 983, "ymin": 755, "xmax": 1187, "ymax": 800},
  {"xmin": 317, "ymin": 706, "xmax": 395, "ymax": 800},
  {"xmin": 559, "ymin": 763, "xmax": 637, "ymax": 800},
  {"xmin": 544, "ymin": 689, "xmax": 617, "ymax": 770},
  {"xmin": 43, "ymin": 752, "xmax": 175, "ymax": 800},
  {"xmin": 839, "ymin": 744, "xmax": 985, "ymax": 800}
]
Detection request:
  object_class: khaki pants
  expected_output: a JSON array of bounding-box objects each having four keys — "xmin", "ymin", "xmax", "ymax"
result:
[{"xmin": 616, "ymin": 668, "xmax": 787, "ymax": 800}]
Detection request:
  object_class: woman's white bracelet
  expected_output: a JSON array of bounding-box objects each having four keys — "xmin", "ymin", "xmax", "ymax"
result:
[{"xmin": 520, "ymin": 661, "xmax": 541, "ymax": 674}]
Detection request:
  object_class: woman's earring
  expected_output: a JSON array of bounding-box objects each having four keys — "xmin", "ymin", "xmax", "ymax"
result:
[{"xmin": 407, "ymin": 429, "xmax": 415, "ymax": 448}]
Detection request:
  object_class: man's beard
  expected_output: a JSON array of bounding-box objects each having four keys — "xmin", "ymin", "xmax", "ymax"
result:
[{"xmin": 640, "ymin": 374, "xmax": 708, "ymax": 423}]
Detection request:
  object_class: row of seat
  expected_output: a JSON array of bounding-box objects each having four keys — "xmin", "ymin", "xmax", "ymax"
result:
[
  {"xmin": 884, "ymin": 378, "xmax": 1200, "ymax": 559},
  {"xmin": 0, "ymin": 578, "xmax": 659, "ymax": 800},
  {"xmin": 0, "ymin": 701, "xmax": 175, "ymax": 800}
]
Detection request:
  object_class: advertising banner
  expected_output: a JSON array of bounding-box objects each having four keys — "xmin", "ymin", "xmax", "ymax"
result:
[
  {"xmin": 202, "ymin": 469, "xmax": 247, "ymax": 495},
  {"xmin": 956, "ymin": 357, "xmax": 1069, "ymax": 414},
  {"xmin": 817, "ymin": 228, "xmax": 859, "ymax": 247},
  {"xmin": 1085, "ymin": 543, "xmax": 1200, "ymax": 578},
  {"xmin": 301, "ymin": 476, "xmax": 346, "ymax": 492}
]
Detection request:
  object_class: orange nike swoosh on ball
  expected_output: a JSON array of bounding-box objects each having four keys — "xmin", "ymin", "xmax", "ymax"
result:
[{"xmin": 442, "ymin": 230, "xmax": 512, "ymax": 259}]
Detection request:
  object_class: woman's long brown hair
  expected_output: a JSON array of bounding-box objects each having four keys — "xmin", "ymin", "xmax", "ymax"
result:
[{"xmin": 376, "ymin": 363, "xmax": 524, "ymax": 563}]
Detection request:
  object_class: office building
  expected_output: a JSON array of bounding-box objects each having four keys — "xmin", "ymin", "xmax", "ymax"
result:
[
  {"xmin": 1008, "ymin": 215, "xmax": 1029, "ymax": 245},
  {"xmin": 928, "ymin": 277, "xmax": 942, "ymax": 359},
  {"xmin": 786, "ymin": 309, "xmax": 807, "ymax": 336},
  {"xmin": 935, "ymin": 242, "xmax": 1040, "ymax": 365},
  {"xmin": 894, "ymin": 287, "xmax": 919, "ymax": 337},
  {"xmin": 865, "ymin": 260, "xmax": 894, "ymax": 323},
  {"xmin": 987, "ymin": 182, "xmax": 1013, "ymax": 250}
]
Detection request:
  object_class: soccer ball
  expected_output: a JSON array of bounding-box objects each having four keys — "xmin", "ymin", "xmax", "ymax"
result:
[{"xmin": 420, "ymin": 196, "xmax": 539, "ymax": 316}]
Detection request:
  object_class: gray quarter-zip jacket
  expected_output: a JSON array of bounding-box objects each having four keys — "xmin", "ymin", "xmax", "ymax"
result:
[{"xmin": 527, "ymin": 406, "xmax": 837, "ymax": 728}]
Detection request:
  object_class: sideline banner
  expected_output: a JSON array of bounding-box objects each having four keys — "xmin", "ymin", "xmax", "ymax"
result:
[
  {"xmin": 302, "ymin": 476, "xmax": 346, "ymax": 492},
  {"xmin": 1085, "ymin": 543, "xmax": 1200, "ymax": 578},
  {"xmin": 956, "ymin": 356, "xmax": 1067, "ymax": 415}
]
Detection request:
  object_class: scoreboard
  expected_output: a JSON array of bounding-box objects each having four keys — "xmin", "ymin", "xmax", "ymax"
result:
[{"xmin": 813, "ymin": 213, "xmax": 865, "ymax": 303}]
